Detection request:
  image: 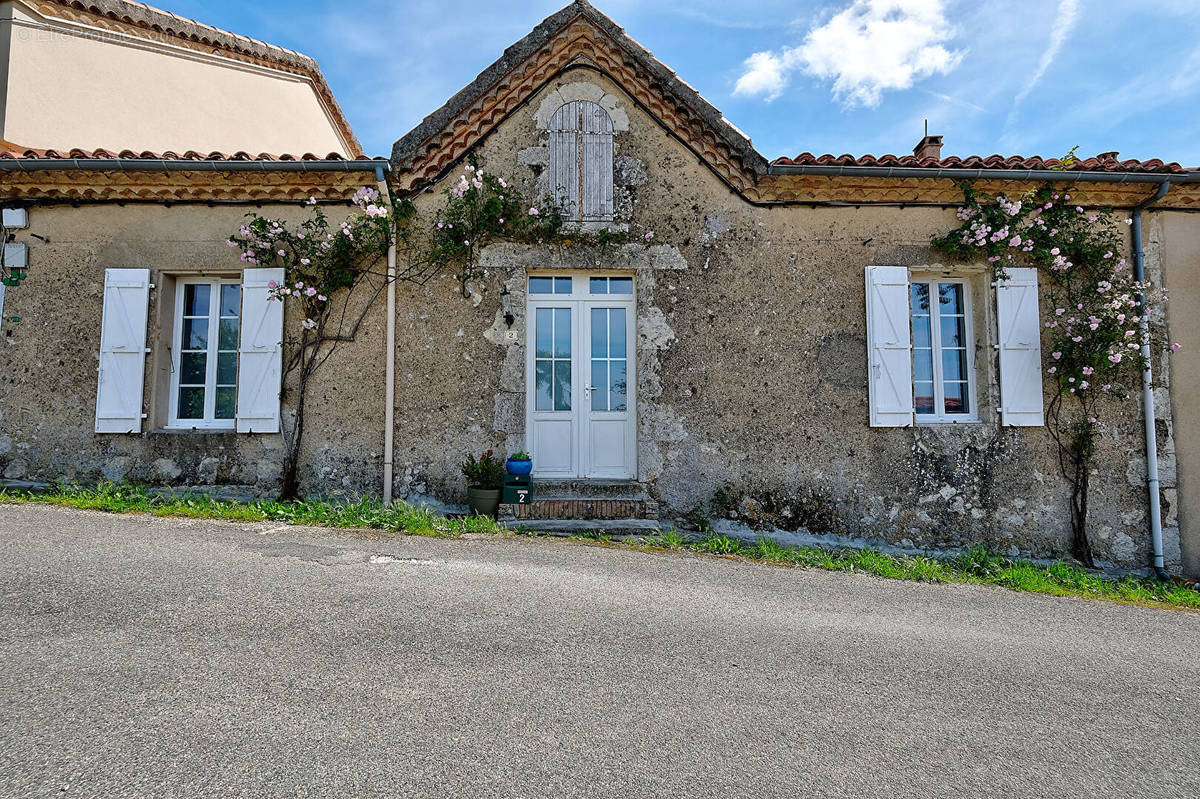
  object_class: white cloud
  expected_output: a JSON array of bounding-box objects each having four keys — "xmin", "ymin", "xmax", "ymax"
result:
[{"xmin": 733, "ymin": 0, "xmax": 963, "ymax": 105}]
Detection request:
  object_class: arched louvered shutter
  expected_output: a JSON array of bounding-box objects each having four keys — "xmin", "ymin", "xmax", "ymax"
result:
[{"xmin": 548, "ymin": 100, "xmax": 614, "ymax": 223}]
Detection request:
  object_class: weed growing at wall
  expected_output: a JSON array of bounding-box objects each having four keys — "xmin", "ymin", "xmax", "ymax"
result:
[{"xmin": 932, "ymin": 176, "xmax": 1178, "ymax": 567}]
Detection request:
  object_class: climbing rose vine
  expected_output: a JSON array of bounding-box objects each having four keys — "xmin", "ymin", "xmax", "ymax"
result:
[{"xmin": 933, "ymin": 182, "xmax": 1178, "ymax": 567}]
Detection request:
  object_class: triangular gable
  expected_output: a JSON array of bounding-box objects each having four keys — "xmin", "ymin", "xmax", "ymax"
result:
[{"xmin": 389, "ymin": 1, "xmax": 768, "ymax": 197}]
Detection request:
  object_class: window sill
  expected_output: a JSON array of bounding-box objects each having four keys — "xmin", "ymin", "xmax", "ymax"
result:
[
  {"xmin": 154, "ymin": 426, "xmax": 238, "ymax": 435},
  {"xmin": 914, "ymin": 417, "xmax": 982, "ymax": 426}
]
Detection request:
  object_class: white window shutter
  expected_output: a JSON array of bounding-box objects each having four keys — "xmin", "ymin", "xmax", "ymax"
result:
[
  {"xmin": 865, "ymin": 266, "xmax": 914, "ymax": 427},
  {"xmin": 95, "ymin": 268, "xmax": 151, "ymax": 433},
  {"xmin": 236, "ymin": 267, "xmax": 284, "ymax": 433},
  {"xmin": 996, "ymin": 267, "xmax": 1045, "ymax": 426}
]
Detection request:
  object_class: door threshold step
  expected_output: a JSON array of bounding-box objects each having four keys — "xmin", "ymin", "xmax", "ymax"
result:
[
  {"xmin": 528, "ymin": 479, "xmax": 649, "ymax": 501},
  {"xmin": 503, "ymin": 519, "xmax": 663, "ymax": 537},
  {"xmin": 501, "ymin": 497, "xmax": 658, "ymax": 521}
]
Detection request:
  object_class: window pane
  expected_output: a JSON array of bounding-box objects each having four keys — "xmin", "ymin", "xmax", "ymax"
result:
[
  {"xmin": 553, "ymin": 308, "xmax": 571, "ymax": 358},
  {"xmin": 942, "ymin": 348, "xmax": 967, "ymax": 382},
  {"xmin": 220, "ymin": 284, "xmax": 241, "ymax": 317},
  {"xmin": 591, "ymin": 308, "xmax": 607, "ymax": 358},
  {"xmin": 939, "ymin": 283, "xmax": 963, "ymax": 315},
  {"xmin": 535, "ymin": 361, "xmax": 552, "ymax": 410},
  {"xmin": 609, "ymin": 277, "xmax": 633, "ymax": 295},
  {"xmin": 914, "ymin": 382, "xmax": 935, "ymax": 415},
  {"xmin": 218, "ymin": 319, "xmax": 239, "ymax": 351},
  {"xmin": 912, "ymin": 308, "xmax": 931, "ymax": 348},
  {"xmin": 177, "ymin": 386, "xmax": 204, "ymax": 419},
  {"xmin": 913, "ymin": 348, "xmax": 933, "ymax": 382},
  {"xmin": 554, "ymin": 277, "xmax": 573, "ymax": 294},
  {"xmin": 609, "ymin": 309, "xmax": 626, "ymax": 357},
  {"xmin": 181, "ymin": 318, "xmax": 207, "ymax": 349},
  {"xmin": 944, "ymin": 382, "xmax": 969, "ymax": 414},
  {"xmin": 610, "ymin": 359, "xmax": 627, "ymax": 411},
  {"xmin": 591, "ymin": 360, "xmax": 608, "ymax": 411},
  {"xmin": 184, "ymin": 283, "xmax": 210, "ymax": 317},
  {"xmin": 535, "ymin": 308, "xmax": 552, "ymax": 358},
  {"xmin": 214, "ymin": 386, "xmax": 236, "ymax": 420},
  {"xmin": 590, "ymin": 277, "xmax": 608, "ymax": 294},
  {"xmin": 939, "ymin": 315, "xmax": 964, "ymax": 348},
  {"xmin": 553, "ymin": 360, "xmax": 571, "ymax": 411},
  {"xmin": 180, "ymin": 351, "xmax": 207, "ymax": 384},
  {"xmin": 529, "ymin": 276, "xmax": 554, "ymax": 294},
  {"xmin": 910, "ymin": 282, "xmax": 930, "ymax": 314},
  {"xmin": 217, "ymin": 352, "xmax": 238, "ymax": 385}
]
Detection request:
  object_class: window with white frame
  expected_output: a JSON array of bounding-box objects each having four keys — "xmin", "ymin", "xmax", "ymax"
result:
[
  {"xmin": 910, "ymin": 279, "xmax": 975, "ymax": 421},
  {"xmin": 170, "ymin": 278, "xmax": 241, "ymax": 428}
]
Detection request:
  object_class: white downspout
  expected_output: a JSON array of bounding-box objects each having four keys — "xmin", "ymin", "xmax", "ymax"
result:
[
  {"xmin": 1132, "ymin": 180, "xmax": 1171, "ymax": 578},
  {"xmin": 375, "ymin": 166, "xmax": 397, "ymax": 505}
]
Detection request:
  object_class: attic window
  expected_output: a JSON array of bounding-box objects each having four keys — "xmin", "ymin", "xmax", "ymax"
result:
[{"xmin": 548, "ymin": 101, "xmax": 614, "ymax": 224}]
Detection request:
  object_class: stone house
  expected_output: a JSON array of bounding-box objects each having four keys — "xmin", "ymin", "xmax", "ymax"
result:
[{"xmin": 4, "ymin": 1, "xmax": 1200, "ymax": 576}]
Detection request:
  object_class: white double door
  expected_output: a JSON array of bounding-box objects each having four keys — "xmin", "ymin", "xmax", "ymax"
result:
[{"xmin": 526, "ymin": 275, "xmax": 636, "ymax": 479}]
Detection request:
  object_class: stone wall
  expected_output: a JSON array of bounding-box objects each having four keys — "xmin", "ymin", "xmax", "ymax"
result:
[
  {"xmin": 387, "ymin": 66, "xmax": 1186, "ymax": 569},
  {"xmin": 0, "ymin": 201, "xmax": 387, "ymax": 498}
]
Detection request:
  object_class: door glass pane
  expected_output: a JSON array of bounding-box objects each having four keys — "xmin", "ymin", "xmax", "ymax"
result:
[
  {"xmin": 219, "ymin": 284, "xmax": 241, "ymax": 317},
  {"xmin": 184, "ymin": 283, "xmax": 210, "ymax": 317},
  {"xmin": 609, "ymin": 277, "xmax": 633, "ymax": 295},
  {"xmin": 591, "ymin": 308, "xmax": 607, "ymax": 358},
  {"xmin": 177, "ymin": 386, "xmax": 204, "ymax": 419},
  {"xmin": 591, "ymin": 360, "xmax": 608, "ymax": 411},
  {"xmin": 554, "ymin": 277, "xmax": 572, "ymax": 294},
  {"xmin": 535, "ymin": 308, "xmax": 552, "ymax": 358},
  {"xmin": 590, "ymin": 277, "xmax": 608, "ymax": 294},
  {"xmin": 553, "ymin": 308, "xmax": 571, "ymax": 358},
  {"xmin": 529, "ymin": 276, "xmax": 554, "ymax": 294},
  {"xmin": 535, "ymin": 361, "xmax": 553, "ymax": 410},
  {"xmin": 610, "ymin": 359, "xmax": 627, "ymax": 411},
  {"xmin": 180, "ymin": 352, "xmax": 207, "ymax": 383},
  {"xmin": 553, "ymin": 360, "xmax": 572, "ymax": 411},
  {"xmin": 214, "ymin": 386, "xmax": 236, "ymax": 419},
  {"xmin": 182, "ymin": 318, "xmax": 208, "ymax": 349},
  {"xmin": 609, "ymin": 309, "xmax": 626, "ymax": 357}
]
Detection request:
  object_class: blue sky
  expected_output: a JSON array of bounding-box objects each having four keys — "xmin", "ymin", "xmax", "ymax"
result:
[{"xmin": 161, "ymin": 0, "xmax": 1200, "ymax": 165}]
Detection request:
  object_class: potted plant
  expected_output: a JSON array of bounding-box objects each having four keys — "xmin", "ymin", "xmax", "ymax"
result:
[
  {"xmin": 461, "ymin": 449, "xmax": 506, "ymax": 518},
  {"xmin": 506, "ymin": 450, "xmax": 533, "ymax": 476}
]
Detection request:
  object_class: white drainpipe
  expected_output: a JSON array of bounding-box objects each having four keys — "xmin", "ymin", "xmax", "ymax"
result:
[
  {"xmin": 375, "ymin": 166, "xmax": 397, "ymax": 505},
  {"xmin": 1132, "ymin": 180, "xmax": 1171, "ymax": 578}
]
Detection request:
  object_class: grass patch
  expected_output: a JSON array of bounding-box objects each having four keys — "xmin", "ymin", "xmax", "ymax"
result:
[{"xmin": 3, "ymin": 483, "xmax": 1197, "ymax": 611}]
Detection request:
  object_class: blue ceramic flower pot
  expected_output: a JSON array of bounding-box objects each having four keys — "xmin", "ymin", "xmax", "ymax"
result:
[{"xmin": 506, "ymin": 458, "xmax": 533, "ymax": 476}]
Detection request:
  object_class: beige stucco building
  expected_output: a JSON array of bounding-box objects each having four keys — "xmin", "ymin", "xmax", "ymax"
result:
[
  {"xmin": 3, "ymin": 1, "xmax": 1200, "ymax": 577},
  {"xmin": 0, "ymin": 0, "xmax": 359, "ymax": 155}
]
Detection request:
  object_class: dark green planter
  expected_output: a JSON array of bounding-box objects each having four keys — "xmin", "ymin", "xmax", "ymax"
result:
[{"xmin": 466, "ymin": 487, "xmax": 502, "ymax": 518}]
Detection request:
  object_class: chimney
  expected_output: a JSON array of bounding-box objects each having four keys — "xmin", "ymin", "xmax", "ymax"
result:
[{"xmin": 913, "ymin": 133, "xmax": 943, "ymax": 161}]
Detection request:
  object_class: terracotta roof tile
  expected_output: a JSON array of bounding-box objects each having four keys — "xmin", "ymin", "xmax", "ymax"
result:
[
  {"xmin": 771, "ymin": 152, "xmax": 1190, "ymax": 174},
  {"xmin": 0, "ymin": 144, "xmax": 373, "ymax": 163}
]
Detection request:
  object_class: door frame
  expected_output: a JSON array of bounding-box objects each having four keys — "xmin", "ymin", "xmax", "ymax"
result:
[{"xmin": 524, "ymin": 270, "xmax": 637, "ymax": 479}]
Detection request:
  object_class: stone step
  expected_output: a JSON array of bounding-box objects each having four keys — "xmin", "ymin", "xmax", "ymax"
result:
[
  {"xmin": 527, "ymin": 479, "xmax": 649, "ymax": 501},
  {"xmin": 504, "ymin": 519, "xmax": 664, "ymax": 537},
  {"xmin": 501, "ymin": 496, "xmax": 659, "ymax": 521}
]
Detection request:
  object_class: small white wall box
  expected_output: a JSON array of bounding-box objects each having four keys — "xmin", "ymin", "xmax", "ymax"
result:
[
  {"xmin": 4, "ymin": 242, "xmax": 28, "ymax": 269},
  {"xmin": 2, "ymin": 208, "xmax": 28, "ymax": 228}
]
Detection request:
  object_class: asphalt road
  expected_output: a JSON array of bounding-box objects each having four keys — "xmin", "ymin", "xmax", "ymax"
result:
[{"xmin": 1, "ymin": 504, "xmax": 1198, "ymax": 798}]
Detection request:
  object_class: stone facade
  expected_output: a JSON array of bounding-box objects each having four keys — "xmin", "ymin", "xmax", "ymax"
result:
[{"xmin": 3, "ymin": 1, "xmax": 1199, "ymax": 576}]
